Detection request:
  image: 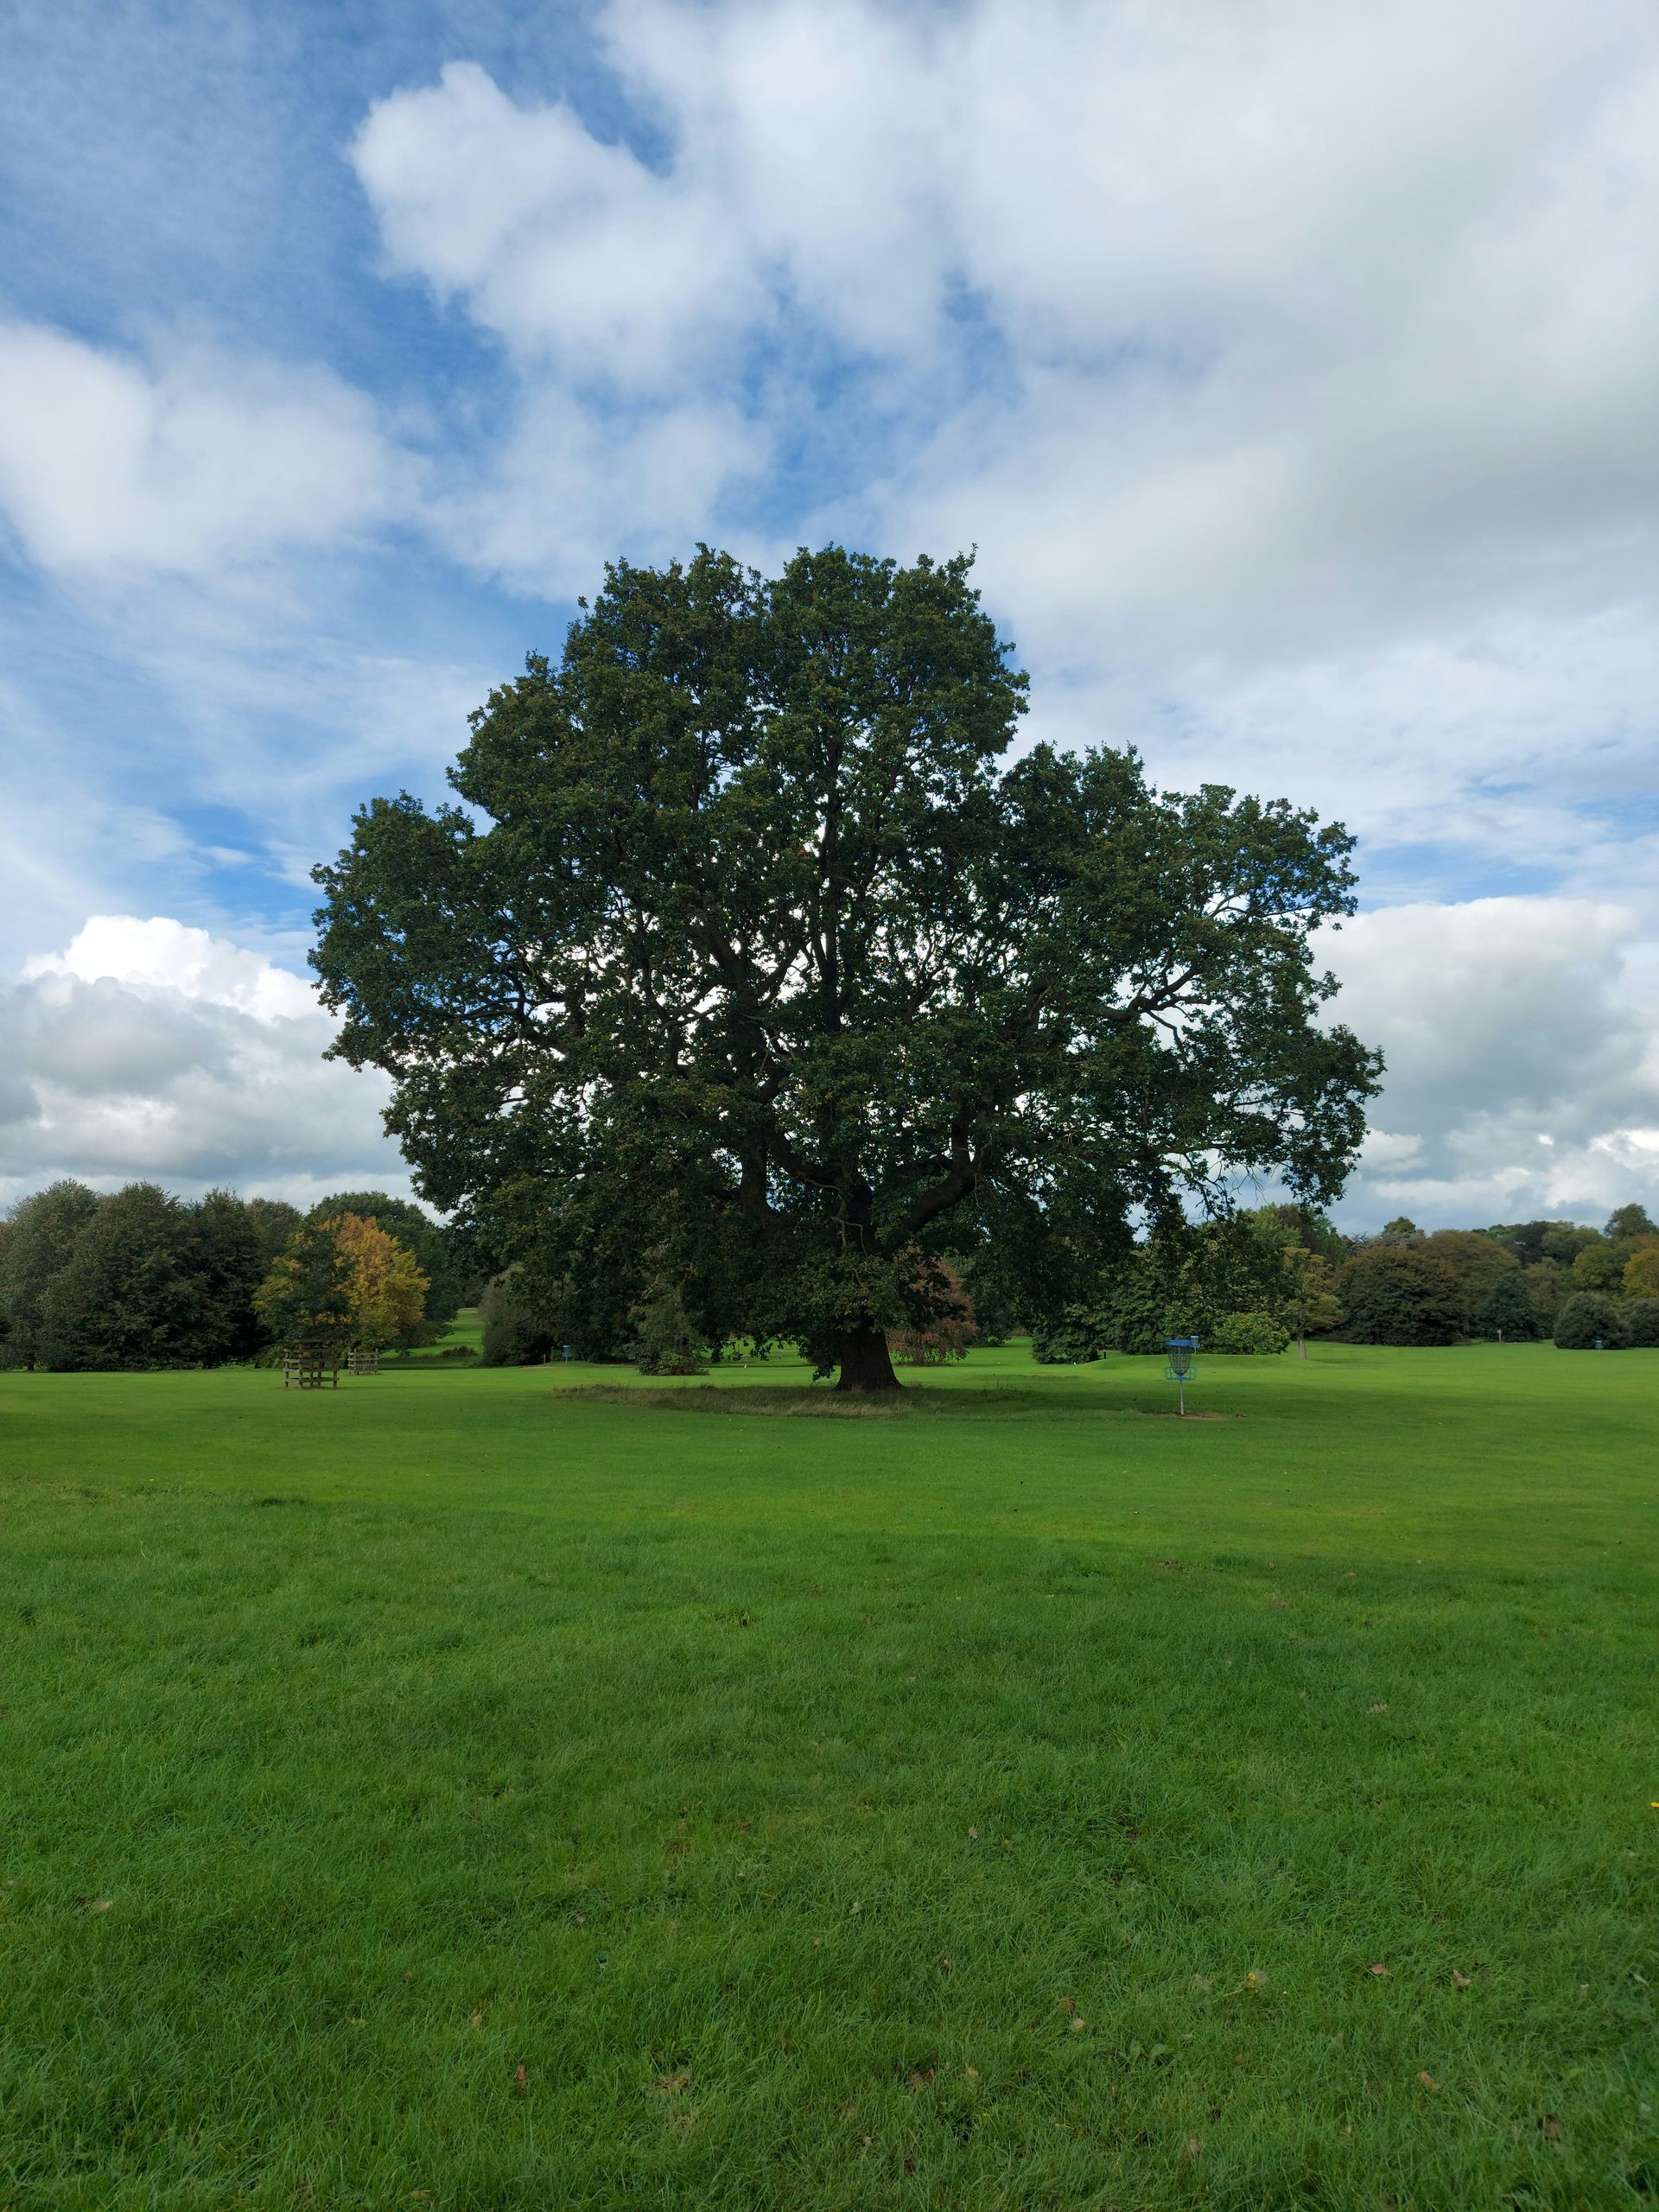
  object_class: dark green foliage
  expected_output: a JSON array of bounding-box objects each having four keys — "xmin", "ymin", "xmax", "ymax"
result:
[
  {"xmin": 188, "ymin": 1189, "xmax": 276, "ymax": 1364},
  {"xmin": 1554, "ymin": 1292, "xmax": 1624, "ymax": 1351},
  {"xmin": 2, "ymin": 1184, "xmax": 314, "ymax": 1370},
  {"xmin": 306, "ymin": 1191, "xmax": 467, "ymax": 1328},
  {"xmin": 245, "ymin": 1198, "xmax": 304, "ymax": 1266},
  {"xmin": 1472, "ymin": 1269, "xmax": 1541, "ymax": 1342},
  {"xmin": 312, "ymin": 544, "xmax": 1380, "ymax": 1389},
  {"xmin": 1486, "ymin": 1219, "xmax": 1561, "ymax": 1264},
  {"xmin": 1211, "ymin": 1308, "xmax": 1291, "ymax": 1354},
  {"xmin": 1620, "ymin": 1295, "xmax": 1659, "ymax": 1348},
  {"xmin": 630, "ymin": 1274, "xmax": 709, "ymax": 1376},
  {"xmin": 1031, "ymin": 1211, "xmax": 1307, "ymax": 1361},
  {"xmin": 1028, "ymin": 1306, "xmax": 1109, "ymax": 1363},
  {"xmin": 1568, "ymin": 1240, "xmax": 1626, "ymax": 1295},
  {"xmin": 478, "ymin": 1268, "xmax": 556, "ymax": 1367},
  {"xmin": 1605, "ymin": 1203, "xmax": 1656, "ymax": 1243},
  {"xmin": 1420, "ymin": 1229, "xmax": 1520, "ymax": 1329},
  {"xmin": 35, "ymin": 1184, "xmax": 210, "ymax": 1370},
  {"xmin": 1541, "ymin": 1224, "xmax": 1603, "ymax": 1266},
  {"xmin": 252, "ymin": 1218, "xmax": 356, "ymax": 1345},
  {"xmin": 0, "ymin": 1179, "xmax": 100, "ymax": 1368},
  {"xmin": 1338, "ymin": 1245, "xmax": 1464, "ymax": 1346}
]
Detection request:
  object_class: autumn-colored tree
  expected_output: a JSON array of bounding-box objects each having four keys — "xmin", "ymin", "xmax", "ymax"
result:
[
  {"xmin": 1622, "ymin": 1242, "xmax": 1659, "ymax": 1300},
  {"xmin": 327, "ymin": 1212, "xmax": 429, "ymax": 1348},
  {"xmin": 256, "ymin": 1212, "xmax": 428, "ymax": 1348},
  {"xmin": 254, "ymin": 1219, "xmax": 356, "ymax": 1344},
  {"xmin": 890, "ymin": 1253, "xmax": 978, "ymax": 1365}
]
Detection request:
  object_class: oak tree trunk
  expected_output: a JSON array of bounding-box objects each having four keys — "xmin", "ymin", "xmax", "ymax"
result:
[{"xmin": 835, "ymin": 1324, "xmax": 902, "ymax": 1392}]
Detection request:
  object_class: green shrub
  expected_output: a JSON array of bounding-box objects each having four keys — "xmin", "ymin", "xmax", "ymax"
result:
[
  {"xmin": 479, "ymin": 1269, "xmax": 555, "ymax": 1366},
  {"xmin": 1029, "ymin": 1307, "xmax": 1109, "ymax": 1363},
  {"xmin": 1554, "ymin": 1292, "xmax": 1624, "ymax": 1351},
  {"xmin": 632, "ymin": 1277, "xmax": 708, "ymax": 1376},
  {"xmin": 1211, "ymin": 1309, "xmax": 1291, "ymax": 1355},
  {"xmin": 1618, "ymin": 1296, "xmax": 1659, "ymax": 1349}
]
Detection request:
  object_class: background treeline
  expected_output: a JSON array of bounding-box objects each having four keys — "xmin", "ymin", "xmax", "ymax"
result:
[
  {"xmin": 0, "ymin": 1182, "xmax": 475, "ymax": 1372},
  {"xmin": 6, "ymin": 1179, "xmax": 1657, "ymax": 1370},
  {"xmin": 1027, "ymin": 1203, "xmax": 1659, "ymax": 1359}
]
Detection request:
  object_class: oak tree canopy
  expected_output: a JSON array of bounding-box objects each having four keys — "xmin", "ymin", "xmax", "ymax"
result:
[{"xmin": 311, "ymin": 545, "xmax": 1380, "ymax": 1388}]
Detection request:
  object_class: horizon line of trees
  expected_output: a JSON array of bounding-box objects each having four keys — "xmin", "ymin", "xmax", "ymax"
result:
[
  {"xmin": 0, "ymin": 1180, "xmax": 477, "ymax": 1373},
  {"xmin": 4, "ymin": 1175, "xmax": 1657, "ymax": 1373}
]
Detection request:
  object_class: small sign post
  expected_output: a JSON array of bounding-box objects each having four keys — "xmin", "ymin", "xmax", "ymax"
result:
[{"xmin": 1163, "ymin": 1337, "xmax": 1198, "ymax": 1417}]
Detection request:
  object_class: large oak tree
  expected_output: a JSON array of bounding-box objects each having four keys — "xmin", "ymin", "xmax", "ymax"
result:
[{"xmin": 312, "ymin": 546, "xmax": 1380, "ymax": 1388}]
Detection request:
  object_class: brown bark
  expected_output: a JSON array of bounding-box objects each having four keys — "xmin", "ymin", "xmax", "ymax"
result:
[{"xmin": 834, "ymin": 1324, "xmax": 902, "ymax": 1392}]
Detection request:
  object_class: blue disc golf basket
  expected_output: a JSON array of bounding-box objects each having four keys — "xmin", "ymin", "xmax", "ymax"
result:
[{"xmin": 1164, "ymin": 1338, "xmax": 1198, "ymax": 1417}]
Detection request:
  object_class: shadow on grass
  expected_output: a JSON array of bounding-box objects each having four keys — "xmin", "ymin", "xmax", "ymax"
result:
[{"xmin": 550, "ymin": 1383, "xmax": 1233, "ymax": 1419}]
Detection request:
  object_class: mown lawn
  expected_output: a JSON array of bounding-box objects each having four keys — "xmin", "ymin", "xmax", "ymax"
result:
[{"xmin": 1, "ymin": 1342, "xmax": 1655, "ymax": 2209}]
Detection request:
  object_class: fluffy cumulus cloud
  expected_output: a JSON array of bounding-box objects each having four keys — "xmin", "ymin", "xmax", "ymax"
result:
[
  {"xmin": 1320, "ymin": 899, "xmax": 1659, "ymax": 1226},
  {"xmin": 0, "ymin": 918, "xmax": 409, "ymax": 1206},
  {"xmin": 0, "ymin": 322, "xmax": 401, "ymax": 576}
]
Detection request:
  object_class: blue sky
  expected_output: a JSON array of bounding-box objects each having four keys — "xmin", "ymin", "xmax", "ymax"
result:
[{"xmin": 2, "ymin": 0, "xmax": 1657, "ymax": 1224}]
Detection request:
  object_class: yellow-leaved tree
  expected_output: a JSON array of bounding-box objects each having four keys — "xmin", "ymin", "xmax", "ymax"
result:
[
  {"xmin": 1622, "ymin": 1242, "xmax": 1659, "ymax": 1299},
  {"xmin": 256, "ymin": 1211, "xmax": 429, "ymax": 1348},
  {"xmin": 325, "ymin": 1212, "xmax": 429, "ymax": 1348}
]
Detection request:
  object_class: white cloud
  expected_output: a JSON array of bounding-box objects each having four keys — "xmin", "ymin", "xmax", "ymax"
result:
[
  {"xmin": 349, "ymin": 2, "xmax": 1659, "ymax": 862},
  {"xmin": 0, "ymin": 321, "xmax": 401, "ymax": 576},
  {"xmin": 0, "ymin": 917, "xmax": 409, "ymax": 1205},
  {"xmin": 353, "ymin": 59, "xmax": 766, "ymax": 387},
  {"xmin": 1320, "ymin": 897, "xmax": 1659, "ymax": 1225}
]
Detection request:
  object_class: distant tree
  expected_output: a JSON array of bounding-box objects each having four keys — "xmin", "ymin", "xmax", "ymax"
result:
[
  {"xmin": 1554, "ymin": 1292, "xmax": 1624, "ymax": 1351},
  {"xmin": 307, "ymin": 1192, "xmax": 465, "ymax": 1328},
  {"xmin": 1622, "ymin": 1244, "xmax": 1659, "ymax": 1300},
  {"xmin": 950, "ymin": 1244, "xmax": 1017, "ymax": 1345},
  {"xmin": 891, "ymin": 1254, "xmax": 978, "ymax": 1364},
  {"xmin": 1541, "ymin": 1224, "xmax": 1601, "ymax": 1267},
  {"xmin": 245, "ymin": 1198, "xmax": 304, "ymax": 1266},
  {"xmin": 1380, "ymin": 1217, "xmax": 1421, "ymax": 1242},
  {"xmin": 254, "ymin": 1219, "xmax": 358, "ymax": 1344},
  {"xmin": 1622, "ymin": 1297, "xmax": 1659, "ymax": 1348},
  {"xmin": 1338, "ymin": 1246, "xmax": 1463, "ymax": 1346},
  {"xmin": 1472, "ymin": 1270, "xmax": 1541, "ymax": 1341},
  {"xmin": 1606, "ymin": 1204, "xmax": 1657, "ymax": 1244},
  {"xmin": 1421, "ymin": 1229, "xmax": 1521, "ymax": 1329},
  {"xmin": 1569, "ymin": 1241, "xmax": 1626, "ymax": 1295},
  {"xmin": 479, "ymin": 1268, "xmax": 556, "ymax": 1367},
  {"xmin": 631, "ymin": 1270, "xmax": 709, "ymax": 1376},
  {"xmin": 1282, "ymin": 1247, "xmax": 1344, "ymax": 1357},
  {"xmin": 1264, "ymin": 1202, "xmax": 1349, "ymax": 1263},
  {"xmin": 323, "ymin": 1212, "xmax": 429, "ymax": 1349},
  {"xmin": 1487, "ymin": 1219, "xmax": 1577, "ymax": 1266},
  {"xmin": 0, "ymin": 1180, "xmax": 100, "ymax": 1369},
  {"xmin": 188, "ymin": 1189, "xmax": 272, "ymax": 1363},
  {"xmin": 36, "ymin": 1184, "xmax": 208, "ymax": 1370},
  {"xmin": 1522, "ymin": 1257, "xmax": 1562, "ymax": 1322}
]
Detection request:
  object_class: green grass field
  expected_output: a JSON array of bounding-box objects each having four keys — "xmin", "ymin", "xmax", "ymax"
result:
[{"xmin": 2, "ymin": 1340, "xmax": 1655, "ymax": 2209}]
